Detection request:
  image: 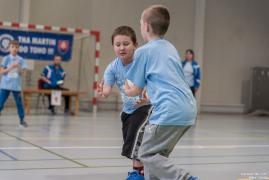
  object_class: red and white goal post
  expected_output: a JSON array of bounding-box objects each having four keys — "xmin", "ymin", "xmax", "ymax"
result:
[{"xmin": 0, "ymin": 21, "xmax": 100, "ymax": 113}]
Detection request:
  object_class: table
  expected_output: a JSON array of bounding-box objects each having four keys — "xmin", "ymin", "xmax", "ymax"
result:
[{"xmin": 23, "ymin": 89, "xmax": 86, "ymax": 115}]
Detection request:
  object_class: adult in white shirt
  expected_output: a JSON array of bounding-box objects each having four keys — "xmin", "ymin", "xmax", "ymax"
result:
[{"xmin": 182, "ymin": 49, "xmax": 201, "ymax": 97}]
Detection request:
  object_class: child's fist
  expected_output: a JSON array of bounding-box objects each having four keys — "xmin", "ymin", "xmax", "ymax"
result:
[
  {"xmin": 97, "ymin": 79, "xmax": 104, "ymax": 96},
  {"xmin": 11, "ymin": 61, "xmax": 19, "ymax": 68}
]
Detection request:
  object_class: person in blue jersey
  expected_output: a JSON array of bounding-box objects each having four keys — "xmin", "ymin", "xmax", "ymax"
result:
[
  {"xmin": 0, "ymin": 40, "xmax": 28, "ymax": 128},
  {"xmin": 98, "ymin": 26, "xmax": 151, "ymax": 180},
  {"xmin": 124, "ymin": 5, "xmax": 199, "ymax": 180},
  {"xmin": 182, "ymin": 49, "xmax": 201, "ymax": 97},
  {"xmin": 40, "ymin": 55, "xmax": 71, "ymax": 115}
]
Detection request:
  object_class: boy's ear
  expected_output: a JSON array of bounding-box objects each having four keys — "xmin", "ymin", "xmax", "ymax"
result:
[
  {"xmin": 146, "ymin": 23, "xmax": 152, "ymax": 33},
  {"xmin": 146, "ymin": 23, "xmax": 150, "ymax": 33}
]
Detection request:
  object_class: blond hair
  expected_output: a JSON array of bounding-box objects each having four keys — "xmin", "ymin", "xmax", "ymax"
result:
[{"xmin": 142, "ymin": 5, "xmax": 170, "ymax": 36}]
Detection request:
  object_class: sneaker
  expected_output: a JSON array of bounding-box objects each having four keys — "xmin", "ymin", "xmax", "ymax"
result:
[
  {"xmin": 126, "ymin": 170, "xmax": 144, "ymax": 180},
  {"xmin": 64, "ymin": 109, "xmax": 75, "ymax": 116},
  {"xmin": 19, "ymin": 121, "xmax": 28, "ymax": 128},
  {"xmin": 188, "ymin": 176, "xmax": 199, "ymax": 180},
  {"xmin": 48, "ymin": 106, "xmax": 56, "ymax": 115}
]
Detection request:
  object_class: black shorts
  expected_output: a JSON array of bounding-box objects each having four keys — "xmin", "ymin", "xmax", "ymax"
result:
[{"xmin": 121, "ymin": 104, "xmax": 152, "ymax": 160}]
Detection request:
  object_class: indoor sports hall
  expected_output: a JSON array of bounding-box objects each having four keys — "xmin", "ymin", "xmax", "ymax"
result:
[{"xmin": 0, "ymin": 1, "xmax": 268, "ymax": 180}]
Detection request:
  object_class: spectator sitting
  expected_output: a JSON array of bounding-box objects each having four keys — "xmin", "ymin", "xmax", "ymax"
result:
[{"xmin": 40, "ymin": 55, "xmax": 71, "ymax": 115}]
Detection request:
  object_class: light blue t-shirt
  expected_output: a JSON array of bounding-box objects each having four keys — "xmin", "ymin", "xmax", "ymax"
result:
[
  {"xmin": 127, "ymin": 39, "xmax": 197, "ymax": 126},
  {"xmin": 0, "ymin": 54, "xmax": 28, "ymax": 91},
  {"xmin": 104, "ymin": 57, "xmax": 142, "ymax": 114}
]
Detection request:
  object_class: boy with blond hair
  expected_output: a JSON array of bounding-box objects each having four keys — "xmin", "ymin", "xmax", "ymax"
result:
[{"xmin": 125, "ymin": 5, "xmax": 199, "ymax": 180}]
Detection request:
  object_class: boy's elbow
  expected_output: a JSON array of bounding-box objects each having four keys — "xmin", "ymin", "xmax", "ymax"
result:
[{"xmin": 101, "ymin": 86, "xmax": 112, "ymax": 98}]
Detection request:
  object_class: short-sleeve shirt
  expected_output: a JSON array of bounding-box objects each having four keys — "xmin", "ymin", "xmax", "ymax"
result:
[
  {"xmin": 103, "ymin": 58, "xmax": 142, "ymax": 114},
  {"xmin": 0, "ymin": 54, "xmax": 27, "ymax": 91},
  {"xmin": 127, "ymin": 39, "xmax": 197, "ymax": 126}
]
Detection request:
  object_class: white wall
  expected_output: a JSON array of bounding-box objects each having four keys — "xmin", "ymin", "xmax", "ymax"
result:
[
  {"xmin": 201, "ymin": 0, "xmax": 269, "ymax": 112},
  {"xmin": 0, "ymin": 0, "xmax": 20, "ymax": 22},
  {"xmin": 89, "ymin": 0, "xmax": 195, "ymax": 76},
  {"xmin": 30, "ymin": 0, "xmax": 91, "ymax": 28}
]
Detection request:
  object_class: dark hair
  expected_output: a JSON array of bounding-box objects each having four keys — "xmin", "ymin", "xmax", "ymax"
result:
[
  {"xmin": 111, "ymin": 26, "xmax": 137, "ymax": 45},
  {"xmin": 9, "ymin": 40, "xmax": 19, "ymax": 47},
  {"xmin": 185, "ymin": 49, "xmax": 195, "ymax": 60},
  {"xmin": 54, "ymin": 54, "xmax": 62, "ymax": 59},
  {"xmin": 142, "ymin": 5, "xmax": 170, "ymax": 36}
]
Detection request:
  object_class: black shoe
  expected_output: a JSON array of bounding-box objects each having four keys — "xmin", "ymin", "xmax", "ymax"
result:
[
  {"xmin": 19, "ymin": 121, "xmax": 28, "ymax": 128},
  {"xmin": 48, "ymin": 106, "xmax": 56, "ymax": 115},
  {"xmin": 64, "ymin": 109, "xmax": 75, "ymax": 116}
]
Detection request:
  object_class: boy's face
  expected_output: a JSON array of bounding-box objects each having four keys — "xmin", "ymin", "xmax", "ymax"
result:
[
  {"xmin": 113, "ymin": 35, "xmax": 137, "ymax": 62},
  {"xmin": 9, "ymin": 44, "xmax": 19, "ymax": 56},
  {"xmin": 185, "ymin": 52, "xmax": 193, "ymax": 61},
  {"xmin": 54, "ymin": 56, "xmax": 62, "ymax": 65}
]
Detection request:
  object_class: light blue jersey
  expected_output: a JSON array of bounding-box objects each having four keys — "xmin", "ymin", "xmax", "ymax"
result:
[
  {"xmin": 127, "ymin": 39, "xmax": 197, "ymax": 126},
  {"xmin": 104, "ymin": 57, "xmax": 142, "ymax": 114},
  {"xmin": 0, "ymin": 54, "xmax": 27, "ymax": 91}
]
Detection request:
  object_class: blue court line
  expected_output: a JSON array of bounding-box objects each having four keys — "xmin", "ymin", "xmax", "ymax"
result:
[{"xmin": 0, "ymin": 149, "xmax": 17, "ymax": 161}]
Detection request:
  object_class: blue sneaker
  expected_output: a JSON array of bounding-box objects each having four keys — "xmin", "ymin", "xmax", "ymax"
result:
[
  {"xmin": 188, "ymin": 176, "xmax": 199, "ymax": 180},
  {"xmin": 126, "ymin": 170, "xmax": 144, "ymax": 180}
]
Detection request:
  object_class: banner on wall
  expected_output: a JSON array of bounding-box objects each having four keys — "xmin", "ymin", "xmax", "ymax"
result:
[{"xmin": 0, "ymin": 28, "xmax": 73, "ymax": 61}]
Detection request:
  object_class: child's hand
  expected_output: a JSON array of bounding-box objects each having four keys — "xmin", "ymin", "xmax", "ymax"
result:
[
  {"xmin": 135, "ymin": 97, "xmax": 148, "ymax": 108},
  {"xmin": 46, "ymin": 79, "xmax": 52, "ymax": 84},
  {"xmin": 6, "ymin": 61, "xmax": 19, "ymax": 73},
  {"xmin": 97, "ymin": 79, "xmax": 105, "ymax": 97},
  {"xmin": 97, "ymin": 79, "xmax": 112, "ymax": 98},
  {"xmin": 124, "ymin": 80, "xmax": 143, "ymax": 97},
  {"xmin": 124, "ymin": 80, "xmax": 131, "ymax": 92},
  {"xmin": 135, "ymin": 89, "xmax": 149, "ymax": 107},
  {"xmin": 11, "ymin": 61, "xmax": 19, "ymax": 68}
]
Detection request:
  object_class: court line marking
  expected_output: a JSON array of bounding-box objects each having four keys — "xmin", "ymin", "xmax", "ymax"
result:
[
  {"xmin": 0, "ymin": 166, "xmax": 84, "ymax": 171},
  {"xmin": 0, "ymin": 153, "xmax": 269, "ymax": 162},
  {"xmin": 0, "ymin": 136, "xmax": 269, "ymax": 140},
  {"xmin": 0, "ymin": 149, "xmax": 18, "ymax": 161},
  {"xmin": 0, "ymin": 160, "xmax": 269, "ymax": 171},
  {"xmin": 0, "ymin": 130, "xmax": 89, "ymax": 168},
  {"xmin": 1, "ymin": 144, "xmax": 269, "ymax": 150}
]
